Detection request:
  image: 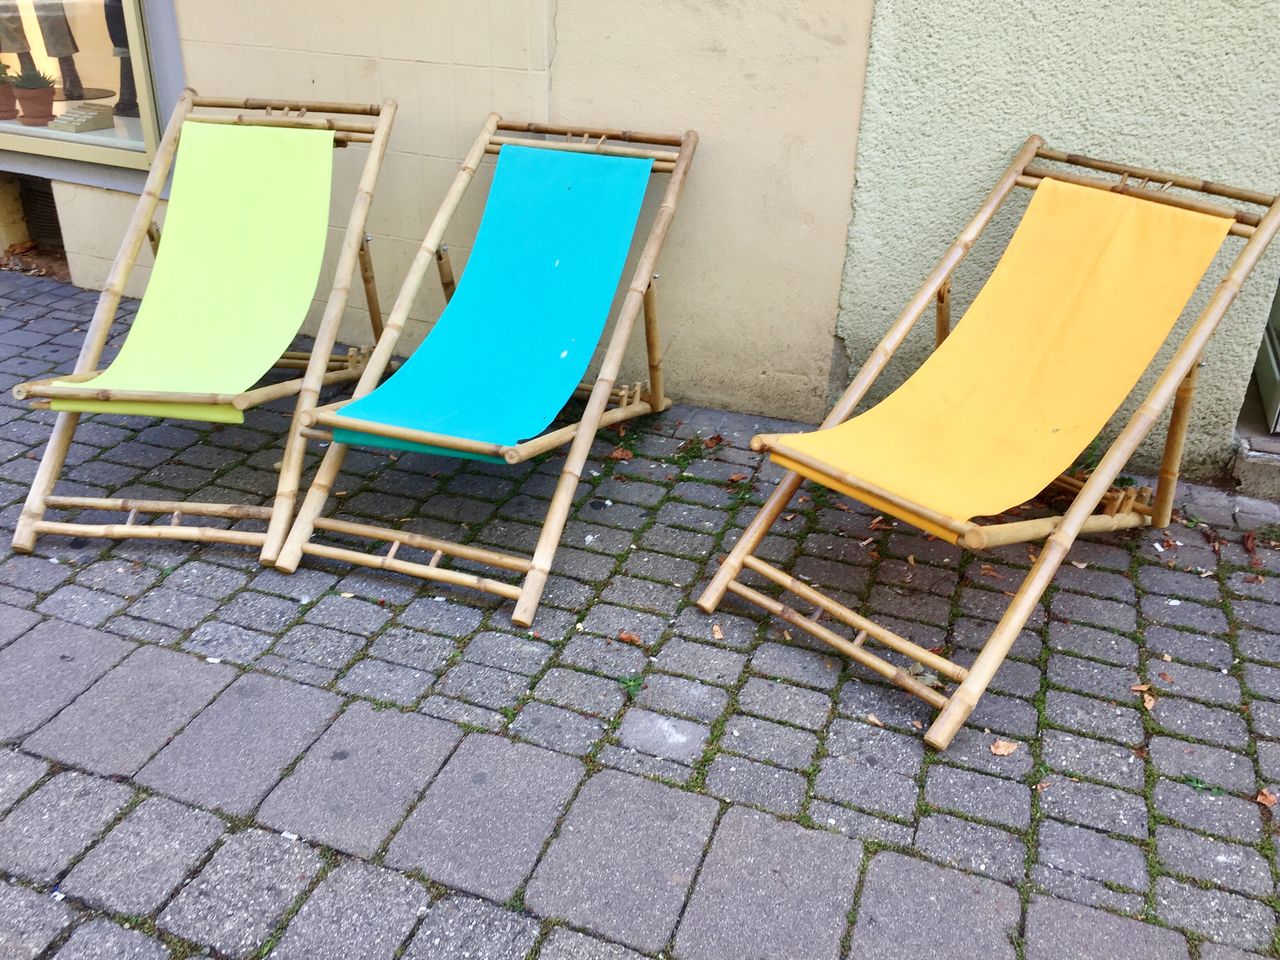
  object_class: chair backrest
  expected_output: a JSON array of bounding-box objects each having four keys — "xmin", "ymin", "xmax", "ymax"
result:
[
  {"xmin": 337, "ymin": 144, "xmax": 653, "ymax": 447},
  {"xmin": 83, "ymin": 120, "xmax": 334, "ymax": 394}
]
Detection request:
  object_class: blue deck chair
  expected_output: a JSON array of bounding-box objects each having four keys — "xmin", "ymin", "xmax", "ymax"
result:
[{"xmin": 276, "ymin": 114, "xmax": 698, "ymax": 626}]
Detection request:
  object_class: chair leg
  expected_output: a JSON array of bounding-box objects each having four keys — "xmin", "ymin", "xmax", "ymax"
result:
[
  {"xmin": 925, "ymin": 535, "xmax": 1071, "ymax": 749},
  {"xmin": 512, "ymin": 447, "xmax": 589, "ymax": 628},
  {"xmin": 698, "ymin": 469, "xmax": 805, "ymax": 612},
  {"xmin": 12, "ymin": 410, "xmax": 79, "ymax": 553},
  {"xmin": 260, "ymin": 420, "xmax": 310, "ymax": 566},
  {"xmin": 275, "ymin": 442, "xmax": 350, "ymax": 573}
]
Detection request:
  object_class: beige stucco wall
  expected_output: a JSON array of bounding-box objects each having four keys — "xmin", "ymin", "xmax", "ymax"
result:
[
  {"xmin": 838, "ymin": 1, "xmax": 1280, "ymax": 478},
  {"xmin": 550, "ymin": 1, "xmax": 873, "ymax": 420}
]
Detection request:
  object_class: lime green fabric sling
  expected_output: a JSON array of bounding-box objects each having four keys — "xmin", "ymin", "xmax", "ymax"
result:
[{"xmin": 51, "ymin": 121, "xmax": 334, "ymax": 423}]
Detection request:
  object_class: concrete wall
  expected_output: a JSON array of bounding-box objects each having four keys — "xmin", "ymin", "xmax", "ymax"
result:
[{"xmin": 838, "ymin": 1, "xmax": 1280, "ymax": 478}]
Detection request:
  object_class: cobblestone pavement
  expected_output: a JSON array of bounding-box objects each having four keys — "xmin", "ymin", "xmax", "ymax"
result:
[{"xmin": 0, "ymin": 271, "xmax": 1279, "ymax": 959}]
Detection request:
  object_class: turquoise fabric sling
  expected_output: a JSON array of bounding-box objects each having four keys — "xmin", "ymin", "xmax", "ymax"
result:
[{"xmin": 333, "ymin": 145, "xmax": 653, "ymax": 461}]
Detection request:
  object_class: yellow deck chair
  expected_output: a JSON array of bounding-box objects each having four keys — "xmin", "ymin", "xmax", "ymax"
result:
[
  {"xmin": 10, "ymin": 90, "xmax": 396, "ymax": 557},
  {"xmin": 700, "ymin": 136, "xmax": 1280, "ymax": 750}
]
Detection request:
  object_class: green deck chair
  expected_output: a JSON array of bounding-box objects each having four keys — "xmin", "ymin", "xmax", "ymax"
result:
[
  {"xmin": 12, "ymin": 89, "xmax": 396, "ymax": 557},
  {"xmin": 275, "ymin": 113, "xmax": 697, "ymax": 626}
]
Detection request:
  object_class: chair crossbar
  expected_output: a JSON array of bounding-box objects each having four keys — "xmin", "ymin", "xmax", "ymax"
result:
[
  {"xmin": 311, "ymin": 516, "xmax": 530, "ymax": 573},
  {"xmin": 301, "ymin": 541, "xmax": 522, "ymax": 601}
]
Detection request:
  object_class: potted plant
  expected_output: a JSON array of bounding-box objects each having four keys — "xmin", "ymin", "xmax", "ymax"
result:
[
  {"xmin": 13, "ymin": 70, "xmax": 55, "ymax": 127},
  {"xmin": 0, "ymin": 65, "xmax": 15, "ymax": 121}
]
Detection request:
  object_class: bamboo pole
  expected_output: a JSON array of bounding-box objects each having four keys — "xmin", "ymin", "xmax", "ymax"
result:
[
  {"xmin": 310, "ymin": 410, "xmax": 507, "ymax": 459},
  {"xmin": 925, "ymin": 192, "xmax": 1280, "ymax": 751},
  {"xmin": 488, "ymin": 134, "xmax": 679, "ymax": 163},
  {"xmin": 302, "ymin": 541, "xmax": 522, "ymax": 600},
  {"xmin": 697, "ymin": 134, "xmax": 1044, "ymax": 613},
  {"xmin": 504, "ymin": 399, "xmax": 656, "ymax": 463},
  {"xmin": 12, "ymin": 88, "xmax": 195, "ymax": 554},
  {"xmin": 935, "ymin": 278, "xmax": 951, "ymax": 347},
  {"xmin": 191, "ymin": 96, "xmax": 382, "ymax": 115},
  {"xmin": 259, "ymin": 97, "xmax": 398, "ymax": 565},
  {"xmin": 496, "ymin": 119, "xmax": 684, "ymax": 147},
  {"xmin": 233, "ymin": 366, "xmax": 364, "ymax": 410},
  {"xmin": 185, "ymin": 114, "xmax": 378, "ymax": 134},
  {"xmin": 958, "ymin": 509, "xmax": 1149, "ymax": 550},
  {"xmin": 435, "ymin": 246, "xmax": 456, "ymax": 301},
  {"xmin": 1151, "ymin": 361, "xmax": 1201, "ymax": 528},
  {"xmin": 511, "ymin": 128, "xmax": 699, "ymax": 626},
  {"xmin": 642, "ymin": 280, "xmax": 666, "ymax": 406},
  {"xmin": 313, "ymin": 517, "xmax": 530, "ymax": 572},
  {"xmin": 274, "ymin": 442, "xmax": 350, "ymax": 573},
  {"xmin": 357, "ymin": 234, "xmax": 383, "ymax": 340},
  {"xmin": 45, "ymin": 496, "xmax": 272, "ymax": 520},
  {"xmin": 727, "ymin": 580, "xmax": 949, "ymax": 709},
  {"xmin": 1034, "ymin": 145, "xmax": 1276, "ymax": 208},
  {"xmin": 742, "ymin": 555, "xmax": 967, "ymax": 681},
  {"xmin": 34, "ymin": 520, "xmax": 265, "ymax": 546},
  {"xmin": 20, "ymin": 384, "xmax": 240, "ymax": 404},
  {"xmin": 484, "ymin": 142, "xmax": 674, "ymax": 172}
]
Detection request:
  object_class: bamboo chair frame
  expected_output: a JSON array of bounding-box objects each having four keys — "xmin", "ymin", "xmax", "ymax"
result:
[
  {"xmin": 699, "ymin": 136, "xmax": 1280, "ymax": 750},
  {"xmin": 273, "ymin": 114, "xmax": 698, "ymax": 626},
  {"xmin": 11, "ymin": 89, "xmax": 398, "ymax": 555}
]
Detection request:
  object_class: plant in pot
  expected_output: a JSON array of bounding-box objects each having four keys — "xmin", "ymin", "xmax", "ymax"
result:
[
  {"xmin": 13, "ymin": 70, "xmax": 55, "ymax": 127},
  {"xmin": 0, "ymin": 65, "xmax": 15, "ymax": 122}
]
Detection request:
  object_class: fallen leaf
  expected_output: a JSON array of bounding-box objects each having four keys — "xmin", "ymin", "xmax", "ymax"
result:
[
  {"xmin": 1069, "ymin": 560, "xmax": 1089, "ymax": 569},
  {"xmin": 979, "ymin": 563, "xmax": 1006, "ymax": 581},
  {"xmin": 1158, "ymin": 672, "xmax": 1175, "ymax": 684},
  {"xmin": 990, "ymin": 739, "xmax": 1020, "ymax": 757},
  {"xmin": 1257, "ymin": 789, "xmax": 1277, "ymax": 808},
  {"xmin": 907, "ymin": 555, "xmax": 916, "ymax": 566},
  {"xmin": 866, "ymin": 713, "xmax": 884, "ymax": 728},
  {"xmin": 1130, "ymin": 683, "xmax": 1150, "ymax": 692},
  {"xmin": 339, "ymin": 592, "xmax": 355, "ymax": 599},
  {"xmin": 703, "ymin": 434, "xmax": 724, "ymax": 450},
  {"xmin": 608, "ymin": 447, "xmax": 633, "ymax": 461},
  {"xmin": 1143, "ymin": 693, "xmax": 1157, "ymax": 711},
  {"xmin": 727, "ymin": 472, "xmax": 748, "ymax": 483},
  {"xmin": 616, "ymin": 630, "xmax": 645, "ymax": 647},
  {"xmin": 711, "ymin": 623, "xmax": 725, "ymax": 641},
  {"xmin": 910, "ymin": 720, "xmax": 924, "ymax": 730}
]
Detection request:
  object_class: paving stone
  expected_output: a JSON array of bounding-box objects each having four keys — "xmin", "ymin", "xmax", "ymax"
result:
[
  {"xmin": 272, "ymin": 623, "xmax": 366, "ymax": 670},
  {"xmin": 462, "ymin": 631, "xmax": 552, "ymax": 675},
  {"xmin": 0, "ymin": 748, "xmax": 47, "ymax": 814},
  {"xmin": 559, "ymin": 633, "xmax": 648, "ymax": 677},
  {"xmin": 1244, "ymin": 661, "xmax": 1280, "ymax": 701},
  {"xmin": 163, "ymin": 560, "xmax": 249, "ymax": 599},
  {"xmin": 0, "ymin": 620, "xmax": 132, "ymax": 739},
  {"xmin": 398, "ymin": 598, "xmax": 486, "ymax": 637},
  {"xmin": 437, "ymin": 662, "xmax": 530, "ymax": 710},
  {"xmin": 159, "ymin": 829, "xmax": 323, "ymax": 959},
  {"xmin": 370, "ymin": 629, "xmax": 456, "ymax": 672},
  {"xmin": 616, "ymin": 707, "xmax": 708, "ymax": 764},
  {"xmin": 337, "ymin": 657, "xmax": 435, "ymax": 705},
  {"xmin": 0, "ymin": 603, "xmax": 39, "ymax": 648},
  {"xmin": 387, "ymin": 734, "xmax": 581, "ymax": 901},
  {"xmin": 259, "ymin": 703, "xmax": 460, "ymax": 858},
  {"xmin": 1031, "ymin": 862, "xmax": 1146, "ymax": 915},
  {"xmin": 1198, "ymin": 947, "xmax": 1270, "ymax": 960},
  {"xmin": 673, "ymin": 605, "xmax": 760, "ymax": 650},
  {"xmin": 1041, "ymin": 729, "xmax": 1145, "ymax": 790},
  {"xmin": 1037, "ymin": 819, "xmax": 1147, "ymax": 892},
  {"xmin": 966, "ymin": 689, "xmax": 1040, "ymax": 738},
  {"xmin": 35, "ymin": 584, "xmax": 127, "ymax": 627},
  {"xmin": 183, "ymin": 620, "xmax": 274, "ymax": 663},
  {"xmin": 1149, "ymin": 736, "xmax": 1255, "ymax": 793},
  {"xmin": 1047, "ymin": 621, "xmax": 1138, "ymax": 666},
  {"xmin": 25, "ymin": 646, "xmax": 234, "ymax": 776},
  {"xmin": 1151, "ymin": 696, "xmax": 1248, "ymax": 748},
  {"xmin": 914, "ymin": 813, "xmax": 1027, "ymax": 883},
  {"xmin": 1155, "ymin": 825, "xmax": 1272, "ymax": 897},
  {"xmin": 676, "ymin": 808, "xmax": 860, "ymax": 960},
  {"xmin": 815, "ymin": 721, "xmax": 921, "ymax": 819},
  {"xmin": 1155, "ymin": 877, "xmax": 1274, "ymax": 951},
  {"xmin": 652, "ymin": 637, "xmax": 745, "ymax": 686},
  {"xmin": 0, "ymin": 881, "xmax": 77, "ymax": 959},
  {"xmin": 1147, "ymin": 625, "xmax": 1235, "ymax": 669},
  {"xmin": 53, "ymin": 919, "xmax": 169, "ymax": 960},
  {"xmin": 810, "ymin": 799, "xmax": 914, "ymax": 845},
  {"xmin": 720, "ymin": 713, "xmax": 817, "ymax": 770},
  {"xmin": 705, "ymin": 753, "xmax": 805, "ymax": 814},
  {"xmin": 1047, "ymin": 653, "xmax": 1140, "ymax": 700},
  {"xmin": 1152, "ymin": 778, "xmax": 1261, "ymax": 842},
  {"xmin": 419, "ymin": 695, "xmax": 505, "ymax": 731},
  {"xmin": 535, "ymin": 667, "xmax": 626, "ymax": 717},
  {"xmin": 127, "ymin": 586, "xmax": 220, "ymax": 628},
  {"xmin": 538, "ymin": 927, "xmax": 645, "ymax": 960},
  {"xmin": 0, "ymin": 771, "xmax": 132, "ymax": 884},
  {"xmin": 1038, "ymin": 775, "xmax": 1147, "ymax": 839},
  {"xmin": 509, "ymin": 701, "xmax": 603, "ymax": 756},
  {"xmin": 138, "ymin": 673, "xmax": 339, "ymax": 815},
  {"xmin": 525, "ymin": 769, "xmax": 718, "ymax": 953},
  {"xmin": 1045, "ymin": 689, "xmax": 1145, "ymax": 745},
  {"xmin": 635, "ymin": 672, "xmax": 728, "ymax": 723},
  {"xmin": 1141, "ymin": 594, "xmax": 1230, "ymax": 634},
  {"xmin": 305, "ymin": 594, "xmax": 391, "ymax": 635},
  {"xmin": 404, "ymin": 896, "xmax": 538, "ymax": 960},
  {"xmin": 1148, "ymin": 659, "xmax": 1241, "ymax": 706},
  {"xmin": 924, "ymin": 765, "xmax": 1031, "ymax": 831},
  {"xmin": 269, "ymin": 861, "xmax": 429, "ymax": 960},
  {"xmin": 750, "ymin": 641, "xmax": 842, "ymax": 690},
  {"xmin": 738, "ymin": 675, "xmax": 831, "ymax": 730},
  {"xmin": 849, "ymin": 852, "xmax": 1020, "ymax": 959},
  {"xmin": 255, "ymin": 654, "xmax": 338, "ymax": 686},
  {"xmin": 1024, "ymin": 896, "xmax": 1189, "ymax": 960}
]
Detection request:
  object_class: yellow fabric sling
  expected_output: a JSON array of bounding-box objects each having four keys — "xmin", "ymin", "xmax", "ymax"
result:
[
  {"xmin": 50, "ymin": 121, "xmax": 334, "ymax": 423},
  {"xmin": 772, "ymin": 178, "xmax": 1232, "ymax": 540}
]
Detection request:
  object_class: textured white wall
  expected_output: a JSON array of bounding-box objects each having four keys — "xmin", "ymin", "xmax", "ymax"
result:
[{"xmin": 838, "ymin": 0, "xmax": 1280, "ymax": 477}]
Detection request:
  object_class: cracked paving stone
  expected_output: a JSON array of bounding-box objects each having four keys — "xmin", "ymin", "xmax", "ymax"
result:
[
  {"xmin": 750, "ymin": 641, "xmax": 842, "ymax": 690},
  {"xmin": 1036, "ymin": 819, "xmax": 1148, "ymax": 893},
  {"xmin": 814, "ymin": 719, "xmax": 922, "ymax": 819},
  {"xmin": 462, "ymin": 631, "xmax": 553, "ymax": 675},
  {"xmin": 559, "ymin": 633, "xmax": 647, "ymax": 678},
  {"xmin": 525, "ymin": 769, "xmax": 718, "ymax": 953},
  {"xmin": 1149, "ymin": 736, "xmax": 1255, "ymax": 793},
  {"xmin": 738, "ymin": 675, "xmax": 831, "ymax": 730},
  {"xmin": 24, "ymin": 645, "xmax": 235, "ymax": 776},
  {"xmin": 705, "ymin": 754, "xmax": 806, "ymax": 814},
  {"xmin": 1155, "ymin": 877, "xmax": 1275, "ymax": 952},
  {"xmin": 636, "ymin": 672, "xmax": 729, "ymax": 722},
  {"xmin": 676, "ymin": 807, "xmax": 860, "ymax": 960},
  {"xmin": 183, "ymin": 621, "xmax": 274, "ymax": 663},
  {"xmin": 1155, "ymin": 825, "xmax": 1273, "ymax": 897},
  {"xmin": 0, "ymin": 771, "xmax": 133, "ymax": 884},
  {"xmin": 53, "ymin": 918, "xmax": 169, "ymax": 960},
  {"xmin": 616, "ymin": 707, "xmax": 709, "ymax": 764},
  {"xmin": 369, "ymin": 629, "xmax": 456, "ymax": 673},
  {"xmin": 1152, "ymin": 778, "xmax": 1261, "ymax": 842},
  {"xmin": 387, "ymin": 734, "xmax": 581, "ymax": 902},
  {"xmin": 1024, "ymin": 896, "xmax": 1189, "ymax": 960},
  {"xmin": 336, "ymin": 657, "xmax": 435, "ymax": 705},
  {"xmin": 721, "ymin": 713, "xmax": 818, "ymax": 770},
  {"xmin": 258, "ymin": 702, "xmax": 460, "ymax": 858},
  {"xmin": 509, "ymin": 701, "xmax": 603, "ymax": 756},
  {"xmin": 138, "ymin": 673, "xmax": 340, "ymax": 815},
  {"xmin": 159, "ymin": 829, "xmax": 322, "ymax": 959},
  {"xmin": 924, "ymin": 765, "xmax": 1031, "ymax": 831},
  {"xmin": 404, "ymin": 895, "xmax": 537, "ymax": 960},
  {"xmin": 653, "ymin": 638, "xmax": 746, "ymax": 687},
  {"xmin": 849, "ymin": 852, "xmax": 1021, "ymax": 959},
  {"xmin": 268, "ymin": 861, "xmax": 429, "ymax": 960},
  {"xmin": 0, "ymin": 748, "xmax": 47, "ymax": 815},
  {"xmin": 535, "ymin": 667, "xmax": 626, "ymax": 717},
  {"xmin": 0, "ymin": 881, "xmax": 77, "ymax": 959},
  {"xmin": 811, "ymin": 800, "xmax": 914, "ymax": 846},
  {"xmin": 1151, "ymin": 696, "xmax": 1248, "ymax": 748},
  {"xmin": 0, "ymin": 620, "xmax": 132, "ymax": 740},
  {"xmin": 1044, "ymin": 689, "xmax": 1144, "ymax": 745},
  {"xmin": 1040, "ymin": 729, "xmax": 1144, "ymax": 790},
  {"xmin": 62, "ymin": 795, "xmax": 224, "ymax": 915},
  {"xmin": 596, "ymin": 743, "xmax": 693, "ymax": 784},
  {"xmin": 419, "ymin": 695, "xmax": 505, "ymax": 731},
  {"xmin": 914, "ymin": 813, "xmax": 1026, "ymax": 883},
  {"xmin": 538, "ymin": 927, "xmax": 645, "ymax": 960},
  {"xmin": 1038, "ymin": 775, "xmax": 1147, "ymax": 839},
  {"xmin": 272, "ymin": 623, "xmax": 366, "ymax": 671}
]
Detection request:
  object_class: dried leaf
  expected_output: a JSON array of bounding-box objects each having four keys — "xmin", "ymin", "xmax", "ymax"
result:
[
  {"xmin": 703, "ymin": 434, "xmax": 724, "ymax": 450},
  {"xmin": 866, "ymin": 713, "xmax": 884, "ymax": 728},
  {"xmin": 339, "ymin": 592, "xmax": 355, "ymax": 599},
  {"xmin": 910, "ymin": 720, "xmax": 924, "ymax": 730},
  {"xmin": 1158, "ymin": 672, "xmax": 1175, "ymax": 684},
  {"xmin": 907, "ymin": 554, "xmax": 916, "ymax": 566},
  {"xmin": 1069, "ymin": 560, "xmax": 1089, "ymax": 569},
  {"xmin": 616, "ymin": 630, "xmax": 645, "ymax": 648},
  {"xmin": 711, "ymin": 623, "xmax": 725, "ymax": 641},
  {"xmin": 1130, "ymin": 683, "xmax": 1150, "ymax": 692},
  {"xmin": 727, "ymin": 472, "xmax": 748, "ymax": 484},
  {"xmin": 1257, "ymin": 788, "xmax": 1277, "ymax": 808},
  {"xmin": 608, "ymin": 446, "xmax": 634, "ymax": 461},
  {"xmin": 990, "ymin": 739, "xmax": 1020, "ymax": 757},
  {"xmin": 1143, "ymin": 693, "xmax": 1157, "ymax": 711},
  {"xmin": 979, "ymin": 563, "xmax": 1006, "ymax": 581}
]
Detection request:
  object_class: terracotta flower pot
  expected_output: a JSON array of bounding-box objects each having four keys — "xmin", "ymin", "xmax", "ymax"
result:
[
  {"xmin": 15, "ymin": 86, "xmax": 54, "ymax": 127},
  {"xmin": 0, "ymin": 85, "xmax": 16, "ymax": 121}
]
